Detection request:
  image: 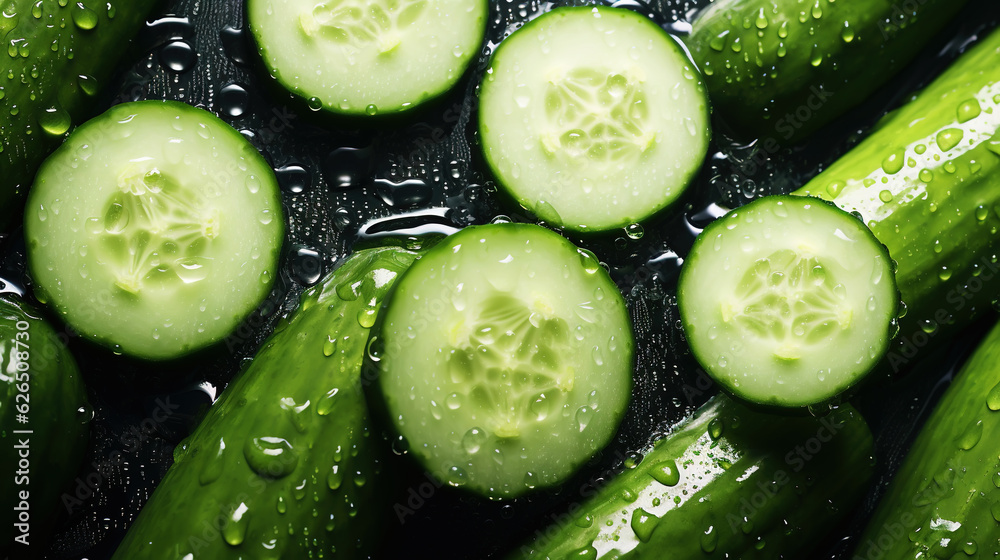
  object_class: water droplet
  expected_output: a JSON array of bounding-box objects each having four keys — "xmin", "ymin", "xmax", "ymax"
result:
[
  {"xmin": 365, "ymin": 104, "xmax": 378, "ymax": 116},
  {"xmin": 104, "ymin": 202, "xmax": 129, "ymax": 233},
  {"xmin": 72, "ymin": 2, "xmax": 99, "ymax": 29},
  {"xmin": 754, "ymin": 8, "xmax": 768, "ymax": 29},
  {"xmin": 199, "ymin": 437, "xmax": 226, "ymax": 485},
  {"xmin": 881, "ymin": 150, "xmax": 905, "ymax": 174},
  {"xmin": 918, "ymin": 169, "xmax": 933, "ymax": 183},
  {"xmin": 709, "ymin": 30, "xmax": 729, "ymax": 51},
  {"xmin": 976, "ymin": 205, "xmax": 990, "ymax": 222},
  {"xmin": 38, "ymin": 106, "xmax": 71, "ymax": 136},
  {"xmin": 650, "ymin": 459, "xmax": 680, "ymax": 486},
  {"xmin": 218, "ymin": 83, "xmax": 250, "ymax": 118},
  {"xmin": 326, "ymin": 465, "xmax": 343, "ymax": 490},
  {"xmin": 523, "ymin": 471, "xmax": 536, "ymax": 489},
  {"xmin": 991, "ymin": 502, "xmax": 1000, "ymax": 523},
  {"xmin": 159, "ymin": 41, "xmax": 197, "ymax": 73},
  {"xmin": 708, "ymin": 417, "xmax": 724, "ymax": 440},
  {"xmin": 809, "ymin": 44, "xmax": 823, "ymax": 67},
  {"xmin": 987, "ymin": 381, "xmax": 1000, "ymax": 411},
  {"xmin": 223, "ymin": 502, "xmax": 250, "ymax": 546},
  {"xmin": 879, "ymin": 190, "xmax": 893, "ymax": 203},
  {"xmin": 577, "ymin": 248, "xmax": 601, "ymax": 274},
  {"xmin": 937, "ymin": 128, "xmax": 964, "ymax": 152},
  {"xmin": 462, "ymin": 427, "xmax": 486, "ymax": 454},
  {"xmin": 958, "ymin": 419, "xmax": 984, "ymax": 450},
  {"xmin": 357, "ymin": 307, "xmax": 377, "ymax": 328},
  {"xmin": 957, "ymin": 99, "xmax": 982, "ymax": 123},
  {"xmin": 220, "ymin": 26, "xmax": 251, "ymax": 66},
  {"xmin": 244, "ymin": 436, "xmax": 299, "ymax": 478},
  {"xmin": 630, "ymin": 508, "xmax": 658, "ymax": 543},
  {"xmin": 276, "ymin": 495, "xmax": 287, "ymax": 514},
  {"xmin": 840, "ymin": 25, "xmax": 854, "ymax": 43},
  {"xmin": 625, "ymin": 223, "xmax": 644, "ymax": 240},
  {"xmin": 77, "ymin": 74, "xmax": 99, "ymax": 96},
  {"xmin": 701, "ymin": 525, "xmax": 718, "ymax": 553},
  {"xmin": 374, "ymin": 178, "xmax": 432, "ymax": 208},
  {"xmin": 939, "ymin": 267, "xmax": 952, "ymax": 282},
  {"xmin": 275, "ymin": 164, "xmax": 311, "ymax": 194},
  {"xmin": 290, "ymin": 246, "xmax": 323, "ymax": 286},
  {"xmin": 575, "ymin": 406, "xmax": 593, "ymax": 432}
]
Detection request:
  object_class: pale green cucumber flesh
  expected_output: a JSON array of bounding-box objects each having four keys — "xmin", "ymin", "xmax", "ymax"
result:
[
  {"xmin": 376, "ymin": 223, "xmax": 634, "ymax": 498},
  {"xmin": 248, "ymin": 0, "xmax": 488, "ymax": 115},
  {"xmin": 479, "ymin": 6, "xmax": 711, "ymax": 232},
  {"xmin": 24, "ymin": 101, "xmax": 284, "ymax": 360},
  {"xmin": 679, "ymin": 196, "xmax": 898, "ymax": 407}
]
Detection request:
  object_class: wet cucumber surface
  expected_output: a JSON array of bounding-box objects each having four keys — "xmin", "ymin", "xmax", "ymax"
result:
[{"xmin": 0, "ymin": 0, "xmax": 999, "ymax": 558}]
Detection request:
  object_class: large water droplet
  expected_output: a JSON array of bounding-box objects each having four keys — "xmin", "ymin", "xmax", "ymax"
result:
[
  {"xmin": 937, "ymin": 128, "xmax": 964, "ymax": 152},
  {"xmin": 630, "ymin": 508, "xmax": 658, "ymax": 543},
  {"xmin": 72, "ymin": 2, "xmax": 99, "ymax": 29},
  {"xmin": 244, "ymin": 436, "xmax": 299, "ymax": 478},
  {"xmin": 198, "ymin": 437, "xmax": 226, "ymax": 485},
  {"xmin": 650, "ymin": 459, "xmax": 680, "ymax": 486},
  {"xmin": 223, "ymin": 502, "xmax": 250, "ymax": 546},
  {"xmin": 958, "ymin": 419, "xmax": 984, "ymax": 450}
]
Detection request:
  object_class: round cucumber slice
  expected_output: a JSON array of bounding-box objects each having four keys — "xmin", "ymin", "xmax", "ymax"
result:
[
  {"xmin": 678, "ymin": 196, "xmax": 898, "ymax": 408},
  {"xmin": 24, "ymin": 101, "xmax": 284, "ymax": 361},
  {"xmin": 479, "ymin": 6, "xmax": 711, "ymax": 232},
  {"xmin": 375, "ymin": 223, "xmax": 634, "ymax": 499},
  {"xmin": 248, "ymin": 0, "xmax": 488, "ymax": 116}
]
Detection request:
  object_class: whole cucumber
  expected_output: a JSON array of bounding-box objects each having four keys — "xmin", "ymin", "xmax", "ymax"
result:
[
  {"xmin": 1, "ymin": 294, "xmax": 89, "ymax": 556},
  {"xmin": 112, "ymin": 246, "xmax": 419, "ymax": 559},
  {"xmin": 853, "ymin": 320, "xmax": 1000, "ymax": 558},
  {"xmin": 795, "ymin": 26, "xmax": 1000, "ymax": 373},
  {"xmin": 514, "ymin": 395, "xmax": 874, "ymax": 559},
  {"xmin": 688, "ymin": 0, "xmax": 967, "ymax": 143},
  {"xmin": 0, "ymin": 0, "xmax": 158, "ymax": 232}
]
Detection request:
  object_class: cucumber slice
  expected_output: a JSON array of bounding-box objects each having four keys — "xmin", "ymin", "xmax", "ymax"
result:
[
  {"xmin": 479, "ymin": 6, "xmax": 710, "ymax": 232},
  {"xmin": 375, "ymin": 223, "xmax": 634, "ymax": 499},
  {"xmin": 24, "ymin": 101, "xmax": 284, "ymax": 361},
  {"xmin": 678, "ymin": 196, "xmax": 898, "ymax": 407},
  {"xmin": 248, "ymin": 0, "xmax": 488, "ymax": 116}
]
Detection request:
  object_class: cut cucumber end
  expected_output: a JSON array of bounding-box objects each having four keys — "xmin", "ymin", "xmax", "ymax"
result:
[
  {"xmin": 678, "ymin": 196, "xmax": 898, "ymax": 407},
  {"xmin": 24, "ymin": 101, "xmax": 285, "ymax": 360},
  {"xmin": 375, "ymin": 223, "xmax": 634, "ymax": 498},
  {"xmin": 248, "ymin": 0, "xmax": 488, "ymax": 116},
  {"xmin": 479, "ymin": 6, "xmax": 711, "ymax": 232}
]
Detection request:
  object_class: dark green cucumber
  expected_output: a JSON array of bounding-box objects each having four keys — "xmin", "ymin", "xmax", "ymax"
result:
[
  {"xmin": 112, "ymin": 246, "xmax": 418, "ymax": 559},
  {"xmin": 1, "ymin": 294, "xmax": 89, "ymax": 555},
  {"xmin": 0, "ymin": 0, "xmax": 159, "ymax": 232},
  {"xmin": 514, "ymin": 395, "xmax": 874, "ymax": 559},
  {"xmin": 853, "ymin": 321, "xmax": 1000, "ymax": 559},
  {"xmin": 687, "ymin": 0, "xmax": 967, "ymax": 143},
  {"xmin": 795, "ymin": 26, "xmax": 1000, "ymax": 373}
]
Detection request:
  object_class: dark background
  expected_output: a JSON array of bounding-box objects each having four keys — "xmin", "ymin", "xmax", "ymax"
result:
[{"xmin": 2, "ymin": 0, "xmax": 1000, "ymax": 558}]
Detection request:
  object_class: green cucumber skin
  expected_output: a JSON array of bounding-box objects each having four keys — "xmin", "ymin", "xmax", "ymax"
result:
[
  {"xmin": 1, "ymin": 294, "xmax": 89, "ymax": 555},
  {"xmin": 853, "ymin": 321, "xmax": 1000, "ymax": 559},
  {"xmin": 687, "ymin": 0, "xmax": 967, "ymax": 143},
  {"xmin": 795, "ymin": 27, "xmax": 1000, "ymax": 373},
  {"xmin": 515, "ymin": 395, "xmax": 874, "ymax": 559},
  {"xmin": 0, "ymin": 0, "xmax": 159, "ymax": 233},
  {"xmin": 112, "ymin": 247, "xmax": 419, "ymax": 560}
]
